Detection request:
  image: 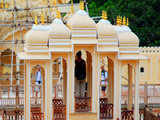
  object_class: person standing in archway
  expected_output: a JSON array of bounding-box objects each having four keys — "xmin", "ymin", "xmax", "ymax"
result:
[
  {"xmin": 75, "ymin": 51, "xmax": 86, "ymax": 97},
  {"xmin": 35, "ymin": 67, "xmax": 42, "ymax": 104},
  {"xmin": 101, "ymin": 65, "xmax": 108, "ymax": 98}
]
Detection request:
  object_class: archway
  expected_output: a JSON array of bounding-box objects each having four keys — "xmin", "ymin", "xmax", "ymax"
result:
[
  {"xmin": 74, "ymin": 50, "xmax": 92, "ymax": 112},
  {"xmin": 52, "ymin": 57, "xmax": 67, "ymax": 120},
  {"xmin": 31, "ymin": 65, "xmax": 45, "ymax": 112},
  {"xmin": 52, "ymin": 57, "xmax": 67, "ymax": 103},
  {"xmin": 0, "ymin": 49, "xmax": 16, "ymax": 98},
  {"xmin": 99, "ymin": 56, "xmax": 114, "ymax": 119}
]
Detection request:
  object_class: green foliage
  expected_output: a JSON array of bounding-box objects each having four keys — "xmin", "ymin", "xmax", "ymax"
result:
[{"xmin": 87, "ymin": 0, "xmax": 160, "ymax": 46}]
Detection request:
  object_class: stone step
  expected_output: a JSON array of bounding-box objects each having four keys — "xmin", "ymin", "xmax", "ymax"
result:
[{"xmin": 69, "ymin": 112, "xmax": 97, "ymax": 120}]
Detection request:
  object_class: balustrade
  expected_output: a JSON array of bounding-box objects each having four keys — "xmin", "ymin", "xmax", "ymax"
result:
[
  {"xmin": 31, "ymin": 107, "xmax": 44, "ymax": 120},
  {"xmin": 75, "ymin": 97, "xmax": 91, "ymax": 112},
  {"xmin": 99, "ymin": 98, "xmax": 113, "ymax": 119},
  {"xmin": 2, "ymin": 110, "xmax": 24, "ymax": 120},
  {"xmin": 121, "ymin": 110, "xmax": 134, "ymax": 120},
  {"xmin": 0, "ymin": 97, "xmax": 42, "ymax": 106},
  {"xmin": 31, "ymin": 113, "xmax": 44, "ymax": 120},
  {"xmin": 52, "ymin": 99, "xmax": 66, "ymax": 120}
]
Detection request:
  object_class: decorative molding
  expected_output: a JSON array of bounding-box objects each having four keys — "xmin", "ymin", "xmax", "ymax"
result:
[
  {"xmin": 97, "ymin": 42, "xmax": 118, "ymax": 45},
  {"xmin": 72, "ymin": 34, "xmax": 97, "ymax": 37}
]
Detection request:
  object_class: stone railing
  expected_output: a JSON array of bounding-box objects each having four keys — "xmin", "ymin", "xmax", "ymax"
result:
[
  {"xmin": 0, "ymin": 97, "xmax": 24, "ymax": 106},
  {"xmin": 52, "ymin": 99, "xmax": 66, "ymax": 120},
  {"xmin": 99, "ymin": 98, "xmax": 113, "ymax": 119},
  {"xmin": 121, "ymin": 110, "xmax": 134, "ymax": 120},
  {"xmin": 139, "ymin": 47, "xmax": 160, "ymax": 54},
  {"xmin": 75, "ymin": 97, "xmax": 91, "ymax": 112},
  {"xmin": 2, "ymin": 110, "xmax": 24, "ymax": 120},
  {"xmin": 31, "ymin": 107, "xmax": 44, "ymax": 120},
  {"xmin": 0, "ymin": 97, "xmax": 42, "ymax": 106}
]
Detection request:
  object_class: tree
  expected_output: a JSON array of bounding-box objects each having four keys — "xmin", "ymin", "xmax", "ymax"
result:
[{"xmin": 87, "ymin": 0, "xmax": 160, "ymax": 46}]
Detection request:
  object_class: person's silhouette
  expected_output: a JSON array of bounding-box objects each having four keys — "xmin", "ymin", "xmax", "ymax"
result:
[{"xmin": 75, "ymin": 51, "xmax": 86, "ymax": 97}]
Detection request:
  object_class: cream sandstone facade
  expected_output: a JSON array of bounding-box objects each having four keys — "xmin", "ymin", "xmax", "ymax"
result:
[{"xmin": 0, "ymin": 5, "xmax": 159, "ymax": 120}]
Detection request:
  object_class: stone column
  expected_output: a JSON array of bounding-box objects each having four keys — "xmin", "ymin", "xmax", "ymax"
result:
[
  {"xmin": 113, "ymin": 59, "xmax": 122, "ymax": 119},
  {"xmin": 45, "ymin": 61, "xmax": 53, "ymax": 120},
  {"xmin": 128, "ymin": 64, "xmax": 133, "ymax": 110},
  {"xmin": 68, "ymin": 52, "xmax": 75, "ymax": 114},
  {"xmin": 97, "ymin": 53, "xmax": 100, "ymax": 120},
  {"xmin": 144, "ymin": 82, "xmax": 148, "ymax": 104},
  {"xmin": 25, "ymin": 61, "xmax": 31, "ymax": 120},
  {"xmin": 108, "ymin": 58, "xmax": 114, "ymax": 103},
  {"xmin": 0, "ymin": 52, "xmax": 1, "ymax": 75},
  {"xmin": 16, "ymin": 56, "xmax": 20, "ymax": 105},
  {"xmin": 134, "ymin": 63, "xmax": 140, "ymax": 120},
  {"xmin": 92, "ymin": 50, "xmax": 97, "ymax": 112},
  {"xmin": 16, "ymin": 56, "xmax": 20, "ymax": 85},
  {"xmin": 67, "ymin": 53, "xmax": 73, "ymax": 119}
]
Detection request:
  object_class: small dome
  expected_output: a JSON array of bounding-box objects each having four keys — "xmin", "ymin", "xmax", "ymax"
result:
[
  {"xmin": 67, "ymin": 10, "xmax": 96, "ymax": 28},
  {"xmin": 49, "ymin": 18, "xmax": 71, "ymax": 39},
  {"xmin": 97, "ymin": 19, "xmax": 117, "ymax": 38},
  {"xmin": 113, "ymin": 25, "xmax": 139, "ymax": 45},
  {"xmin": 114, "ymin": 25, "xmax": 131, "ymax": 33},
  {"xmin": 25, "ymin": 25, "xmax": 51, "ymax": 44},
  {"xmin": 118, "ymin": 32, "xmax": 139, "ymax": 45}
]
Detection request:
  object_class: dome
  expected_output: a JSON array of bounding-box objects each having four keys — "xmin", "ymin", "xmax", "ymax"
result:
[
  {"xmin": 113, "ymin": 25, "xmax": 139, "ymax": 45},
  {"xmin": 49, "ymin": 18, "xmax": 71, "ymax": 39},
  {"xmin": 25, "ymin": 25, "xmax": 51, "ymax": 44},
  {"xmin": 118, "ymin": 31, "xmax": 139, "ymax": 45},
  {"xmin": 67, "ymin": 10, "xmax": 96, "ymax": 28},
  {"xmin": 97, "ymin": 19, "xmax": 117, "ymax": 38},
  {"xmin": 114, "ymin": 25, "xmax": 131, "ymax": 33}
]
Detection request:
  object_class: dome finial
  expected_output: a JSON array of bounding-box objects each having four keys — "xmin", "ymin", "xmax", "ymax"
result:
[
  {"xmin": 53, "ymin": 0, "xmax": 56, "ymax": 6},
  {"xmin": 71, "ymin": 0, "xmax": 74, "ymax": 14},
  {"xmin": 56, "ymin": 8, "xmax": 61, "ymax": 19},
  {"xmin": 123, "ymin": 16, "xmax": 126, "ymax": 25},
  {"xmin": 102, "ymin": 10, "xmax": 107, "ymax": 20},
  {"xmin": 120, "ymin": 16, "xmax": 122, "ymax": 25},
  {"xmin": 35, "ymin": 16, "xmax": 38, "ymax": 25},
  {"xmin": 116, "ymin": 16, "xmax": 120, "ymax": 25},
  {"xmin": 41, "ymin": 12, "xmax": 45, "ymax": 24},
  {"xmin": 80, "ymin": 0, "xmax": 84, "ymax": 10},
  {"xmin": 126, "ymin": 17, "xmax": 129, "ymax": 26},
  {"xmin": 1, "ymin": 0, "xmax": 4, "ymax": 8},
  {"xmin": 5, "ymin": 2, "xmax": 8, "ymax": 8}
]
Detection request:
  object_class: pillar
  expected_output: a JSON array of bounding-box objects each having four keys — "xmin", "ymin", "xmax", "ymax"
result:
[
  {"xmin": 68, "ymin": 52, "xmax": 74, "ymax": 114},
  {"xmin": 16, "ymin": 56, "xmax": 20, "ymax": 105},
  {"xmin": 25, "ymin": 61, "xmax": 31, "ymax": 120},
  {"xmin": 0, "ymin": 52, "xmax": 2, "ymax": 75},
  {"xmin": 92, "ymin": 50, "xmax": 97, "ymax": 112},
  {"xmin": 97, "ymin": 53, "xmax": 100, "ymax": 120},
  {"xmin": 113, "ymin": 58, "xmax": 122, "ymax": 119},
  {"xmin": 67, "ymin": 54, "xmax": 70, "ymax": 120},
  {"xmin": 144, "ymin": 82, "xmax": 148, "ymax": 104},
  {"xmin": 16, "ymin": 56, "xmax": 20, "ymax": 85},
  {"xmin": 45, "ymin": 61, "xmax": 53, "ymax": 120},
  {"xmin": 128, "ymin": 64, "xmax": 133, "ymax": 110},
  {"xmin": 134, "ymin": 63, "xmax": 139, "ymax": 119},
  {"xmin": 108, "ymin": 58, "xmax": 114, "ymax": 103},
  {"xmin": 0, "ymin": 52, "xmax": 2, "ymax": 98}
]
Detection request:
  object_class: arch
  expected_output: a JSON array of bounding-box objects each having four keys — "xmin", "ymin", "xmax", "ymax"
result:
[
  {"xmin": 100, "ymin": 56, "xmax": 114, "ymax": 102},
  {"xmin": 52, "ymin": 57, "xmax": 68, "ymax": 104},
  {"xmin": 30, "ymin": 64, "xmax": 45, "ymax": 112},
  {"xmin": 3, "ymin": 28, "xmax": 27, "ymax": 41},
  {"xmin": 74, "ymin": 50, "xmax": 92, "ymax": 112}
]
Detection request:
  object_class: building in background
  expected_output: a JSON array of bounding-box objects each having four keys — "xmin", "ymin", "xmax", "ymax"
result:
[{"xmin": 0, "ymin": 0, "xmax": 160, "ymax": 120}]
